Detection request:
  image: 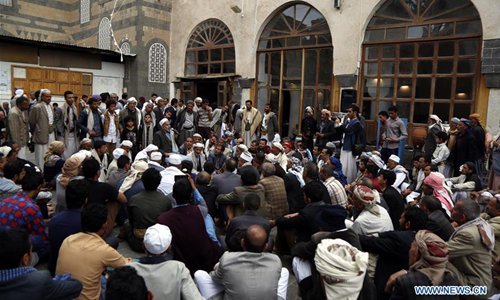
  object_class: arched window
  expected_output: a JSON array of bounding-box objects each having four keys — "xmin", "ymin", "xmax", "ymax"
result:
[
  {"xmin": 98, "ymin": 17, "xmax": 111, "ymax": 50},
  {"xmin": 148, "ymin": 43, "xmax": 167, "ymax": 83},
  {"xmin": 185, "ymin": 19, "xmax": 235, "ymax": 76},
  {"xmin": 80, "ymin": 0, "xmax": 90, "ymax": 24},
  {"xmin": 360, "ymin": 0, "xmax": 482, "ymax": 126},
  {"xmin": 256, "ymin": 3, "xmax": 332, "ymax": 136},
  {"xmin": 120, "ymin": 42, "xmax": 131, "ymax": 55}
]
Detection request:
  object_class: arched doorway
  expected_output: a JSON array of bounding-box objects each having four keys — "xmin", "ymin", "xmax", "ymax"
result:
[
  {"xmin": 360, "ymin": 0, "xmax": 482, "ymax": 142},
  {"xmin": 182, "ymin": 19, "xmax": 236, "ymax": 106},
  {"xmin": 256, "ymin": 3, "xmax": 333, "ymax": 137}
]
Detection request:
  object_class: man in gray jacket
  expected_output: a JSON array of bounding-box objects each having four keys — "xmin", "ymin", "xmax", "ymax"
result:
[{"xmin": 194, "ymin": 225, "xmax": 289, "ymax": 300}]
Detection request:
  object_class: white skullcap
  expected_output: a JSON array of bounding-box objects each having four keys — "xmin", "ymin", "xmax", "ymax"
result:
[
  {"xmin": 127, "ymin": 97, "xmax": 137, "ymax": 103},
  {"xmin": 194, "ymin": 97, "xmax": 202, "ymax": 102},
  {"xmin": 70, "ymin": 152, "xmax": 87, "ymax": 164},
  {"xmin": 0, "ymin": 146, "xmax": 11, "ymax": 157},
  {"xmin": 150, "ymin": 151, "xmax": 162, "ymax": 161},
  {"xmin": 272, "ymin": 142, "xmax": 284, "ymax": 152},
  {"xmin": 168, "ymin": 154, "xmax": 183, "ymax": 165},
  {"xmin": 237, "ymin": 144, "xmax": 248, "ymax": 152},
  {"xmin": 121, "ymin": 140, "xmax": 133, "ymax": 148},
  {"xmin": 193, "ymin": 143, "xmax": 204, "ymax": 148},
  {"xmin": 14, "ymin": 89, "xmax": 24, "ymax": 100},
  {"xmin": 265, "ymin": 153, "xmax": 277, "ymax": 163},
  {"xmin": 388, "ymin": 154, "xmax": 400, "ymax": 164},
  {"xmin": 77, "ymin": 150, "xmax": 92, "ymax": 158},
  {"xmin": 143, "ymin": 144, "xmax": 159, "ymax": 152},
  {"xmin": 240, "ymin": 151, "xmax": 253, "ymax": 162},
  {"xmin": 325, "ymin": 142, "xmax": 336, "ymax": 149},
  {"xmin": 143, "ymin": 224, "xmax": 172, "ymax": 255},
  {"xmin": 113, "ymin": 148, "xmax": 126, "ymax": 160},
  {"xmin": 429, "ymin": 114, "xmax": 442, "ymax": 123},
  {"xmin": 159, "ymin": 118, "xmax": 169, "ymax": 126},
  {"xmin": 80, "ymin": 138, "xmax": 92, "ymax": 145},
  {"xmin": 155, "ymin": 97, "xmax": 163, "ymax": 104},
  {"xmin": 192, "ymin": 133, "xmax": 202, "ymax": 139}
]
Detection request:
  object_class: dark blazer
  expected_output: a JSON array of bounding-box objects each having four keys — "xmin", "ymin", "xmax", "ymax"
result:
[
  {"xmin": 284, "ymin": 173, "xmax": 305, "ymax": 213},
  {"xmin": 225, "ymin": 210, "xmax": 270, "ymax": 251},
  {"xmin": 0, "ymin": 270, "xmax": 82, "ymax": 300},
  {"xmin": 212, "ymin": 171, "xmax": 241, "ymax": 195},
  {"xmin": 78, "ymin": 109, "xmax": 103, "ymax": 140},
  {"xmin": 276, "ymin": 201, "xmax": 326, "ymax": 242},
  {"xmin": 427, "ymin": 209, "xmax": 454, "ymax": 241},
  {"xmin": 175, "ymin": 109, "xmax": 198, "ymax": 132},
  {"xmin": 391, "ymin": 271, "xmax": 459, "ymax": 300},
  {"xmin": 196, "ymin": 184, "xmax": 218, "ymax": 218},
  {"xmin": 152, "ymin": 129, "xmax": 173, "ymax": 153},
  {"xmin": 315, "ymin": 119, "xmax": 337, "ymax": 148},
  {"xmin": 382, "ymin": 186, "xmax": 406, "ymax": 230},
  {"xmin": 360, "ymin": 230, "xmax": 415, "ymax": 300}
]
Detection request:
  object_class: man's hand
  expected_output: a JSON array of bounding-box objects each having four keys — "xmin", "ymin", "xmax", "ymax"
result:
[
  {"xmin": 284, "ymin": 213, "xmax": 299, "ymax": 219},
  {"xmin": 385, "ymin": 269, "xmax": 407, "ymax": 293}
]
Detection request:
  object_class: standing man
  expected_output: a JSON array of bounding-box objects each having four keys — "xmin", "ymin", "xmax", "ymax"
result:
[
  {"xmin": 241, "ymin": 100, "xmax": 262, "ymax": 147},
  {"xmin": 29, "ymin": 89, "xmax": 55, "ymax": 168},
  {"xmin": 261, "ymin": 103, "xmax": 278, "ymax": 142},
  {"xmin": 339, "ymin": 104, "xmax": 363, "ymax": 183},
  {"xmin": 153, "ymin": 97, "xmax": 167, "ymax": 130},
  {"xmin": 315, "ymin": 109, "xmax": 336, "ymax": 149},
  {"xmin": 79, "ymin": 96, "xmax": 104, "ymax": 141},
  {"xmin": 59, "ymin": 91, "xmax": 80, "ymax": 158},
  {"xmin": 379, "ymin": 106, "xmax": 408, "ymax": 163},
  {"xmin": 175, "ymin": 100, "xmax": 197, "ymax": 146},
  {"xmin": 197, "ymin": 99, "xmax": 213, "ymax": 141},
  {"xmin": 153, "ymin": 118, "xmax": 177, "ymax": 154},
  {"xmin": 301, "ymin": 106, "xmax": 317, "ymax": 152},
  {"xmin": 102, "ymin": 99, "xmax": 120, "ymax": 154},
  {"xmin": 8, "ymin": 95, "xmax": 30, "ymax": 160},
  {"xmin": 119, "ymin": 97, "xmax": 142, "ymax": 129}
]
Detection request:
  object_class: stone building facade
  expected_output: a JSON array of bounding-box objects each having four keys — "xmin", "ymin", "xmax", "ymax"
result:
[
  {"xmin": 0, "ymin": 0, "xmax": 171, "ymax": 100},
  {"xmin": 169, "ymin": 0, "xmax": 500, "ymax": 139}
]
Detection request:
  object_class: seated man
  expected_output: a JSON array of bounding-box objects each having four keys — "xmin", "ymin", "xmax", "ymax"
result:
[
  {"xmin": 350, "ymin": 185, "xmax": 394, "ymax": 235},
  {"xmin": 107, "ymin": 155, "xmax": 130, "ymax": 189},
  {"xmin": 0, "ymin": 172, "xmax": 48, "ymax": 265},
  {"xmin": 419, "ymin": 195, "xmax": 454, "ymax": 241},
  {"xmin": 386, "ymin": 230, "xmax": 459, "ymax": 300},
  {"xmin": 82, "ymin": 158, "xmax": 127, "ymax": 237},
  {"xmin": 446, "ymin": 162, "xmax": 482, "ymax": 201},
  {"xmin": 158, "ymin": 176, "xmax": 222, "ymax": 275},
  {"xmin": 129, "ymin": 224, "xmax": 204, "ymax": 300},
  {"xmin": 126, "ymin": 168, "xmax": 172, "ymax": 252},
  {"xmin": 485, "ymin": 195, "xmax": 500, "ymax": 257},
  {"xmin": 225, "ymin": 193, "xmax": 271, "ymax": 251},
  {"xmin": 291, "ymin": 206, "xmax": 361, "ymax": 300},
  {"xmin": 386, "ymin": 155, "xmax": 410, "ymax": 192},
  {"xmin": 378, "ymin": 170, "xmax": 406, "ymax": 230},
  {"xmin": 0, "ymin": 160, "xmax": 24, "ymax": 201},
  {"xmin": 360, "ymin": 206, "xmax": 428, "ymax": 300},
  {"xmin": 447, "ymin": 199, "xmax": 494, "ymax": 297},
  {"xmin": 195, "ymin": 225, "xmax": 289, "ymax": 300},
  {"xmin": 259, "ymin": 162, "xmax": 289, "ymax": 221},
  {"xmin": 276, "ymin": 181, "xmax": 343, "ymax": 253},
  {"xmin": 48, "ymin": 179, "xmax": 89, "ymax": 276},
  {"xmin": 56, "ymin": 203, "xmax": 131, "ymax": 300},
  {"xmin": 0, "ymin": 228, "xmax": 82, "ymax": 299},
  {"xmin": 217, "ymin": 165, "xmax": 265, "ymax": 220}
]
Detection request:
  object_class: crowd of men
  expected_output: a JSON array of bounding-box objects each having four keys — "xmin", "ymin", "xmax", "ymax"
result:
[{"xmin": 0, "ymin": 87, "xmax": 500, "ymax": 300}]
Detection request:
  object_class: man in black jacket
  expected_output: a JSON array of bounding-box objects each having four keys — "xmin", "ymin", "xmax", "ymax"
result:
[
  {"xmin": 379, "ymin": 170, "xmax": 406, "ymax": 230},
  {"xmin": 360, "ymin": 206, "xmax": 428, "ymax": 300}
]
